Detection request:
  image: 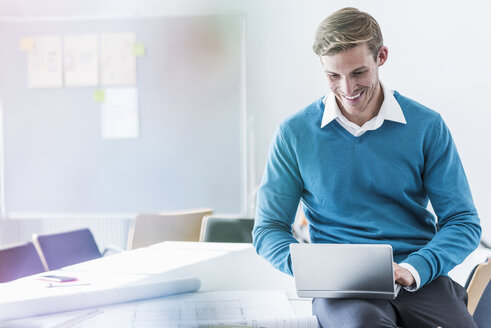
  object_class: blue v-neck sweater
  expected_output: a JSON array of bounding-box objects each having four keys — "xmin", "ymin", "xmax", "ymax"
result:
[{"xmin": 253, "ymin": 91, "xmax": 481, "ymax": 287}]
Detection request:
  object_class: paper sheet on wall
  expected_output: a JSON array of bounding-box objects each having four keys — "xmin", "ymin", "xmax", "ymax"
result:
[
  {"xmin": 63, "ymin": 34, "xmax": 98, "ymax": 87},
  {"xmin": 26, "ymin": 36, "xmax": 63, "ymax": 88},
  {"xmin": 100, "ymin": 33, "xmax": 136, "ymax": 86},
  {"xmin": 101, "ymin": 87, "xmax": 139, "ymax": 139}
]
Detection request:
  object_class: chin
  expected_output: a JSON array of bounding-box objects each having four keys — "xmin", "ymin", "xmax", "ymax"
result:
[{"xmin": 344, "ymin": 103, "xmax": 365, "ymax": 113}]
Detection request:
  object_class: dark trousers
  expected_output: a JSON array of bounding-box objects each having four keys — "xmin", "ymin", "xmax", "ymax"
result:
[{"xmin": 312, "ymin": 276, "xmax": 478, "ymax": 328}]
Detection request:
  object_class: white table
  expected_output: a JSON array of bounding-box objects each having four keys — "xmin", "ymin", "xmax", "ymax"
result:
[
  {"xmin": 2, "ymin": 241, "xmax": 488, "ymax": 327},
  {"xmin": 65, "ymin": 241, "xmax": 296, "ymax": 292},
  {"xmin": 0, "ymin": 242, "xmax": 312, "ymax": 327}
]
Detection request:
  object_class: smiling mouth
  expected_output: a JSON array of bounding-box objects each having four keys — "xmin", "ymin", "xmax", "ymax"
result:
[{"xmin": 342, "ymin": 90, "xmax": 364, "ymax": 100}]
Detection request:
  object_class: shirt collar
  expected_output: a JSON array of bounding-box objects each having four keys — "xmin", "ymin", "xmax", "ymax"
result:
[{"xmin": 321, "ymin": 82, "xmax": 407, "ymax": 128}]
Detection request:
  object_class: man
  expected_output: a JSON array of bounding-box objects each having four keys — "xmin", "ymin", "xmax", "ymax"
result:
[{"xmin": 252, "ymin": 7, "xmax": 481, "ymax": 328}]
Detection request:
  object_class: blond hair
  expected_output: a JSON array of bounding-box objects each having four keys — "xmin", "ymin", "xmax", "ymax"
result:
[{"xmin": 313, "ymin": 7, "xmax": 383, "ymax": 59}]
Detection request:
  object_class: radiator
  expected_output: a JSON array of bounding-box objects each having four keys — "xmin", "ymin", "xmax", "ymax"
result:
[{"xmin": 0, "ymin": 213, "xmax": 134, "ymax": 251}]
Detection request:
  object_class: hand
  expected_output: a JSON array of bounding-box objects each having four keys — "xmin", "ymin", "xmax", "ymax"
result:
[{"xmin": 393, "ymin": 262, "xmax": 415, "ymax": 287}]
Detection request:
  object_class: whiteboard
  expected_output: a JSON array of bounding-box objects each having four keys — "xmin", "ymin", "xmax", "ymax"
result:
[{"xmin": 0, "ymin": 15, "xmax": 244, "ymax": 214}]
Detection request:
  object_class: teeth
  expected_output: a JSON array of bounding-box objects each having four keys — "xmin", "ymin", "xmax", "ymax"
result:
[{"xmin": 343, "ymin": 92, "xmax": 362, "ymax": 100}]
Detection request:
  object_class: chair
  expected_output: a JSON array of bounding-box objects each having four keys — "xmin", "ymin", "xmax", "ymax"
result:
[
  {"xmin": 0, "ymin": 242, "xmax": 45, "ymax": 283},
  {"xmin": 32, "ymin": 228, "xmax": 102, "ymax": 271},
  {"xmin": 199, "ymin": 216, "xmax": 254, "ymax": 243},
  {"xmin": 465, "ymin": 257, "xmax": 491, "ymax": 327},
  {"xmin": 127, "ymin": 208, "xmax": 213, "ymax": 250}
]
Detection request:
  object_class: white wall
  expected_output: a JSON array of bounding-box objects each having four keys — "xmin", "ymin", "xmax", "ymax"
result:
[{"xmin": 1, "ymin": 0, "xmax": 490, "ymax": 241}]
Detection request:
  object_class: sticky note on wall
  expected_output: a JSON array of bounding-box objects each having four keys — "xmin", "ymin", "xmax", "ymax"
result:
[
  {"xmin": 94, "ymin": 89, "xmax": 105, "ymax": 103},
  {"xmin": 133, "ymin": 43, "xmax": 145, "ymax": 56},
  {"xmin": 20, "ymin": 37, "xmax": 35, "ymax": 52}
]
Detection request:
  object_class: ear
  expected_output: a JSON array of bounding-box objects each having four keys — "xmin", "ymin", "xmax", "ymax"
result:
[{"xmin": 377, "ymin": 46, "xmax": 388, "ymax": 67}]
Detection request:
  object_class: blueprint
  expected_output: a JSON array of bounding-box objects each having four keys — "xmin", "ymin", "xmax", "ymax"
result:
[{"xmin": 71, "ymin": 290, "xmax": 319, "ymax": 328}]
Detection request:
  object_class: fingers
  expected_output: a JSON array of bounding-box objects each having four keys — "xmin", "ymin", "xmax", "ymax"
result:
[{"xmin": 393, "ymin": 262, "xmax": 415, "ymax": 287}]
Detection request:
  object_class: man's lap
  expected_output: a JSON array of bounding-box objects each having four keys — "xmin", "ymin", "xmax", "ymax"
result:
[
  {"xmin": 313, "ymin": 276, "xmax": 477, "ymax": 328},
  {"xmin": 313, "ymin": 297, "xmax": 398, "ymax": 328}
]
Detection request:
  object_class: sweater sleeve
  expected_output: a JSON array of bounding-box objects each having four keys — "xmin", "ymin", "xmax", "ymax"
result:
[
  {"xmin": 252, "ymin": 126, "xmax": 303, "ymax": 275},
  {"xmin": 401, "ymin": 116, "xmax": 481, "ymax": 287}
]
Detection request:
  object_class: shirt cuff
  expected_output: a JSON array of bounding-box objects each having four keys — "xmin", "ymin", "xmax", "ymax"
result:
[{"xmin": 399, "ymin": 263, "xmax": 421, "ymax": 291}]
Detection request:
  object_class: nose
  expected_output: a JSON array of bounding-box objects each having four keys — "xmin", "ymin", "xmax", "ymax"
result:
[{"xmin": 340, "ymin": 77, "xmax": 356, "ymax": 96}]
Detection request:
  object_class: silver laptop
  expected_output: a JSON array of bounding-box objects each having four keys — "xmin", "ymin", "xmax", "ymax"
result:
[{"xmin": 290, "ymin": 243, "xmax": 401, "ymax": 299}]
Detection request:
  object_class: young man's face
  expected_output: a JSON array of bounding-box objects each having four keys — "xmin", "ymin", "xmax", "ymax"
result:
[{"xmin": 320, "ymin": 43, "xmax": 388, "ymax": 123}]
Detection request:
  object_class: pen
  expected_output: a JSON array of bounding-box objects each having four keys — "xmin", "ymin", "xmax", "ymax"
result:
[{"xmin": 47, "ymin": 282, "xmax": 91, "ymax": 288}]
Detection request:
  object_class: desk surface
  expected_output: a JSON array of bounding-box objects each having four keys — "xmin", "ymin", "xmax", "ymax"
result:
[
  {"xmin": 64, "ymin": 241, "xmax": 296, "ymax": 292},
  {"xmin": 1, "ymin": 241, "xmax": 310, "ymax": 326},
  {"xmin": 3, "ymin": 241, "xmax": 489, "ymax": 327}
]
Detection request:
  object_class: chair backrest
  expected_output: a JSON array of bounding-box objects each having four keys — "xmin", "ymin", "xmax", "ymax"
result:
[
  {"xmin": 473, "ymin": 280, "xmax": 491, "ymax": 328},
  {"xmin": 127, "ymin": 208, "xmax": 213, "ymax": 250},
  {"xmin": 0, "ymin": 242, "xmax": 45, "ymax": 283},
  {"xmin": 33, "ymin": 228, "xmax": 102, "ymax": 271},
  {"xmin": 466, "ymin": 257, "xmax": 491, "ymax": 316},
  {"xmin": 199, "ymin": 216, "xmax": 254, "ymax": 243}
]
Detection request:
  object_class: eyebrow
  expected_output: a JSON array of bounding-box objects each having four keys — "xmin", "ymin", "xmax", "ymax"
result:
[{"xmin": 325, "ymin": 66, "xmax": 368, "ymax": 74}]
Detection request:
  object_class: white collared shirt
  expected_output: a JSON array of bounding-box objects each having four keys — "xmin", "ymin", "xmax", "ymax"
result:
[
  {"xmin": 321, "ymin": 82, "xmax": 407, "ymax": 136},
  {"xmin": 320, "ymin": 82, "xmax": 421, "ymax": 291}
]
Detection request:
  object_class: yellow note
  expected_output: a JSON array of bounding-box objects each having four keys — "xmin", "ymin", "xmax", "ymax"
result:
[
  {"xmin": 20, "ymin": 37, "xmax": 35, "ymax": 51},
  {"xmin": 93, "ymin": 90, "xmax": 105, "ymax": 103},
  {"xmin": 133, "ymin": 43, "xmax": 146, "ymax": 56}
]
